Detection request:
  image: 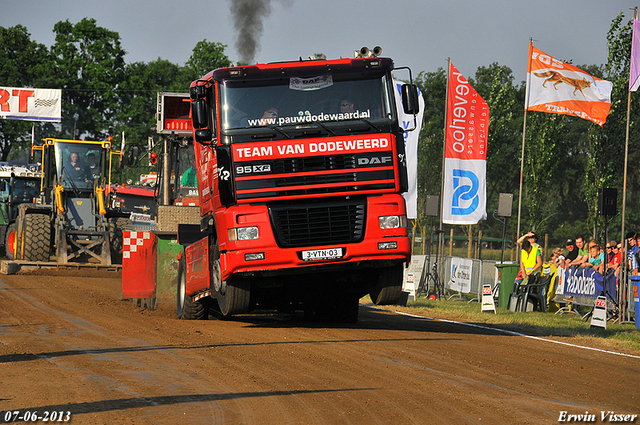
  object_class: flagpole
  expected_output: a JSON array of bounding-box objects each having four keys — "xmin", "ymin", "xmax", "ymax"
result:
[
  {"xmin": 621, "ymin": 8, "xmax": 637, "ymax": 322},
  {"xmin": 438, "ymin": 58, "xmax": 450, "ymax": 292},
  {"xmin": 440, "ymin": 58, "xmax": 450, "ymax": 232},
  {"xmin": 517, "ymin": 39, "xmax": 534, "ymax": 252}
]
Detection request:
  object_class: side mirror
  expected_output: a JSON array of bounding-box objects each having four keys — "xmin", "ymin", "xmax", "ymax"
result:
[
  {"xmin": 195, "ymin": 129, "xmax": 212, "ymax": 144},
  {"xmin": 191, "ymin": 99, "xmax": 208, "ymax": 130},
  {"xmin": 401, "ymin": 83, "xmax": 419, "ymax": 115}
]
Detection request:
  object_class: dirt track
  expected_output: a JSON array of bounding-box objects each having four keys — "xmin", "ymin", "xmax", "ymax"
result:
[{"xmin": 1, "ymin": 271, "xmax": 639, "ymax": 424}]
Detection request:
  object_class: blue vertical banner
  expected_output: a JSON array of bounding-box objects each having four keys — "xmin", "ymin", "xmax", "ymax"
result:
[{"xmin": 442, "ymin": 63, "xmax": 488, "ymax": 225}]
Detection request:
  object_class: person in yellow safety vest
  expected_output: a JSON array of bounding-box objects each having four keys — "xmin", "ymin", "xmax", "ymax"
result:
[
  {"xmin": 515, "ymin": 238, "xmax": 543, "ymax": 285},
  {"xmin": 517, "ymin": 231, "xmax": 542, "ymax": 258}
]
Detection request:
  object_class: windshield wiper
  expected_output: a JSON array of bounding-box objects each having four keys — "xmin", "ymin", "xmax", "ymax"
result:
[
  {"xmin": 357, "ymin": 118, "xmax": 382, "ymax": 132},
  {"xmin": 312, "ymin": 121, "xmax": 336, "ymax": 136},
  {"xmin": 266, "ymin": 125, "xmax": 292, "ymax": 139}
]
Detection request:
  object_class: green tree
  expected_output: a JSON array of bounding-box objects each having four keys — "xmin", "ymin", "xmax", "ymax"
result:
[
  {"xmin": 179, "ymin": 40, "xmax": 233, "ymax": 89},
  {"xmin": 413, "ymin": 68, "xmax": 446, "ymax": 231},
  {"xmin": 50, "ymin": 18, "xmax": 126, "ymax": 139},
  {"xmin": 470, "ymin": 63, "xmax": 522, "ymax": 209},
  {"xmin": 111, "ymin": 59, "xmax": 184, "ymax": 183},
  {"xmin": 521, "ymin": 112, "xmax": 566, "ymax": 233},
  {"xmin": 603, "ymin": 12, "xmax": 640, "ymax": 235},
  {"xmin": 0, "ymin": 25, "xmax": 54, "ymax": 160}
]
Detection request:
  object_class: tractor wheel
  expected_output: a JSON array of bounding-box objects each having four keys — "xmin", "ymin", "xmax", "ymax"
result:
[
  {"xmin": 109, "ymin": 217, "xmax": 131, "ymax": 264},
  {"xmin": 176, "ymin": 255, "xmax": 208, "ymax": 320},
  {"xmin": 20, "ymin": 214, "xmax": 51, "ymax": 262},
  {"xmin": 211, "ymin": 242, "xmax": 250, "ymax": 316},
  {"xmin": 5, "ymin": 223, "xmax": 16, "ymax": 260},
  {"xmin": 369, "ymin": 263, "xmax": 403, "ymax": 305}
]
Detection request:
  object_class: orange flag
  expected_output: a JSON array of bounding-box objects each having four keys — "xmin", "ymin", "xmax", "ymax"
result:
[{"xmin": 526, "ymin": 43, "xmax": 612, "ymax": 126}]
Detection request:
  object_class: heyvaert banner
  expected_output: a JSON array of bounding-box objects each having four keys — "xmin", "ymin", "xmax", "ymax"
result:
[
  {"xmin": 0, "ymin": 87, "xmax": 61, "ymax": 122},
  {"xmin": 394, "ymin": 80, "xmax": 424, "ymax": 220},
  {"xmin": 442, "ymin": 63, "xmax": 488, "ymax": 225}
]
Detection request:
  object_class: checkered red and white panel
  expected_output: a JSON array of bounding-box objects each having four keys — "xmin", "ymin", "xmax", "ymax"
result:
[{"xmin": 123, "ymin": 231, "xmax": 153, "ymax": 259}]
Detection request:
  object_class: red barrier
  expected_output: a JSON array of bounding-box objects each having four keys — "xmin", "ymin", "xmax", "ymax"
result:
[{"xmin": 122, "ymin": 230, "xmax": 157, "ymax": 299}]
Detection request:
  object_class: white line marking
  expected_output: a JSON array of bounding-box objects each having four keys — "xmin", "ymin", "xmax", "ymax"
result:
[{"xmin": 367, "ymin": 305, "xmax": 640, "ymax": 360}]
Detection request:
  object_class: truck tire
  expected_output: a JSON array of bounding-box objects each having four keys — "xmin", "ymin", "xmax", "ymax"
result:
[
  {"xmin": 176, "ymin": 255, "xmax": 208, "ymax": 320},
  {"xmin": 109, "ymin": 217, "xmax": 131, "ymax": 264},
  {"xmin": 5, "ymin": 223, "xmax": 16, "ymax": 260},
  {"xmin": 370, "ymin": 263, "xmax": 403, "ymax": 305},
  {"xmin": 211, "ymin": 242, "xmax": 250, "ymax": 316},
  {"xmin": 20, "ymin": 214, "xmax": 51, "ymax": 262}
]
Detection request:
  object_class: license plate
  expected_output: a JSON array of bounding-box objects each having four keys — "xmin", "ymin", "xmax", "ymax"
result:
[{"xmin": 301, "ymin": 248, "xmax": 343, "ymax": 261}]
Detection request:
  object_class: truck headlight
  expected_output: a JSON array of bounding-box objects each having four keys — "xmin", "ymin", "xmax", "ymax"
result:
[
  {"xmin": 379, "ymin": 215, "xmax": 407, "ymax": 229},
  {"xmin": 228, "ymin": 226, "xmax": 259, "ymax": 241}
]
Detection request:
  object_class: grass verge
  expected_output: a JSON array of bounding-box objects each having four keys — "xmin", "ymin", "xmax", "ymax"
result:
[{"xmin": 360, "ymin": 295, "xmax": 640, "ymax": 354}]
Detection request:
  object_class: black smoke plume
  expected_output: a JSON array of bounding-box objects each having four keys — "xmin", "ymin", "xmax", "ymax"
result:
[{"xmin": 230, "ymin": 0, "xmax": 273, "ymax": 64}]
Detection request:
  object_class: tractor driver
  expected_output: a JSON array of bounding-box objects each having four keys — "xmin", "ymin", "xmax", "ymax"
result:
[{"xmin": 65, "ymin": 151, "xmax": 91, "ymax": 182}]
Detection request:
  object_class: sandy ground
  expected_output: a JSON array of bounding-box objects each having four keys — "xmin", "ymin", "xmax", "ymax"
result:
[{"xmin": 1, "ymin": 270, "xmax": 639, "ymax": 424}]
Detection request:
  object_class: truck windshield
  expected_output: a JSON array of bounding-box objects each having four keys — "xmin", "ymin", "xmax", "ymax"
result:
[
  {"xmin": 55, "ymin": 142, "xmax": 103, "ymax": 190},
  {"xmin": 220, "ymin": 72, "xmax": 395, "ymax": 132}
]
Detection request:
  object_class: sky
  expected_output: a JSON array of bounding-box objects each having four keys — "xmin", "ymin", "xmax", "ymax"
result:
[{"xmin": 1, "ymin": 0, "xmax": 638, "ymax": 85}]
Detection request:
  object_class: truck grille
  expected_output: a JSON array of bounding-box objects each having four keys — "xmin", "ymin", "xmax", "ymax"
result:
[
  {"xmin": 273, "ymin": 155, "xmax": 356, "ymax": 173},
  {"xmin": 235, "ymin": 153, "xmax": 395, "ymax": 201},
  {"xmin": 269, "ymin": 199, "xmax": 366, "ymax": 248}
]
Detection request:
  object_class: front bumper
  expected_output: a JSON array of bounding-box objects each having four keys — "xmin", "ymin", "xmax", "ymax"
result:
[{"xmin": 216, "ymin": 194, "xmax": 411, "ymax": 281}]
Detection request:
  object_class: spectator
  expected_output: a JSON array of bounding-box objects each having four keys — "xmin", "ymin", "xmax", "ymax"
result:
[
  {"xmin": 569, "ymin": 236, "xmax": 589, "ymax": 267},
  {"xmin": 515, "ymin": 238, "xmax": 543, "ymax": 285},
  {"xmin": 551, "ymin": 247, "xmax": 565, "ymax": 269},
  {"xmin": 626, "ymin": 232, "xmax": 639, "ymax": 276},
  {"xmin": 517, "ymin": 231, "xmax": 541, "ymax": 251},
  {"xmin": 584, "ymin": 243, "xmax": 604, "ymax": 274},
  {"xmin": 564, "ymin": 239, "xmax": 579, "ymax": 268},
  {"xmin": 606, "ymin": 240, "xmax": 622, "ymax": 277}
]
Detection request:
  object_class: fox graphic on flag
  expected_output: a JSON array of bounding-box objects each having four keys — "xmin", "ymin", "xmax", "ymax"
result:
[{"xmin": 526, "ymin": 43, "xmax": 612, "ymax": 126}]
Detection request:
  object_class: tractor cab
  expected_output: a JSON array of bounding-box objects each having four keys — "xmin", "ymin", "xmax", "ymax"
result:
[{"xmin": 54, "ymin": 141, "xmax": 106, "ymax": 191}]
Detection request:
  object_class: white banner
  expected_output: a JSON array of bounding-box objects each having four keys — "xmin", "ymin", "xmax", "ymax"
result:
[
  {"xmin": 442, "ymin": 158, "xmax": 487, "ymax": 225},
  {"xmin": 394, "ymin": 80, "xmax": 424, "ymax": 220},
  {"xmin": 449, "ymin": 257, "xmax": 473, "ymax": 293},
  {"xmin": 0, "ymin": 87, "xmax": 61, "ymax": 122}
]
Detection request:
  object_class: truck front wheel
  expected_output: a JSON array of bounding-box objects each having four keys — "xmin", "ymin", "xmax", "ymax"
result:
[
  {"xmin": 369, "ymin": 263, "xmax": 403, "ymax": 305},
  {"xmin": 176, "ymin": 255, "xmax": 208, "ymax": 320},
  {"xmin": 211, "ymin": 242, "xmax": 250, "ymax": 316}
]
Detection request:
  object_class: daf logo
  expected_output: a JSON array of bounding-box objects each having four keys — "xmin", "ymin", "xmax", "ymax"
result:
[{"xmin": 357, "ymin": 156, "xmax": 392, "ymax": 166}]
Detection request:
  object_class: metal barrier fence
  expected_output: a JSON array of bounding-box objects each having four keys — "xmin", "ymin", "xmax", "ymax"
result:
[
  {"xmin": 404, "ymin": 255, "xmax": 500, "ymax": 300},
  {"xmin": 404, "ymin": 255, "xmax": 636, "ymax": 322}
]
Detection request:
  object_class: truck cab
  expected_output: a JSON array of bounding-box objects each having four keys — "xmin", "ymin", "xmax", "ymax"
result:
[{"xmin": 180, "ymin": 54, "xmax": 420, "ymax": 321}]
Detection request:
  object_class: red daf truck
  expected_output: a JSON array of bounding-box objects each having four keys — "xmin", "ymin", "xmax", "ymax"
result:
[{"xmin": 178, "ymin": 51, "xmax": 420, "ymax": 322}]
